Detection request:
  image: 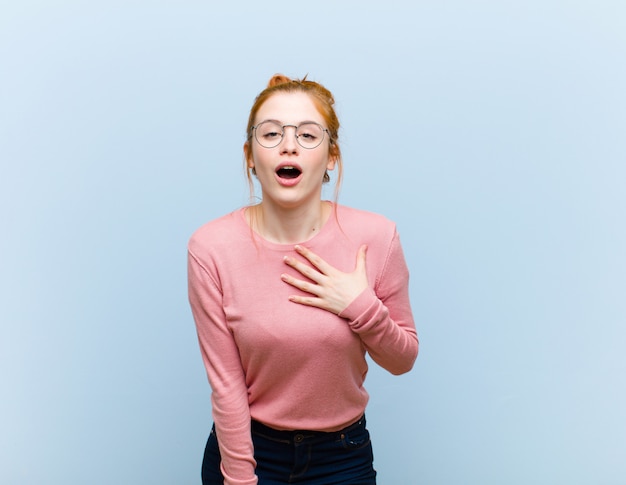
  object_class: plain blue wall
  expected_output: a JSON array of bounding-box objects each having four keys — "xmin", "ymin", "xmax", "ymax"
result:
[{"xmin": 1, "ymin": 1, "xmax": 625, "ymax": 484}]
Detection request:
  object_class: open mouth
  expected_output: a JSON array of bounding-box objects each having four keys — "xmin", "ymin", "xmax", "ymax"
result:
[{"xmin": 276, "ymin": 166, "xmax": 302, "ymax": 179}]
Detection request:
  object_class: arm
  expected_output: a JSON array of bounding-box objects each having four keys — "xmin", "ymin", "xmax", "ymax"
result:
[
  {"xmin": 339, "ymin": 231, "xmax": 418, "ymax": 375},
  {"xmin": 188, "ymin": 250, "xmax": 258, "ymax": 485}
]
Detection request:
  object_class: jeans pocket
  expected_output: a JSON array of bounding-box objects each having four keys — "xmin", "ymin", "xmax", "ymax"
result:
[{"xmin": 341, "ymin": 426, "xmax": 371, "ymax": 450}]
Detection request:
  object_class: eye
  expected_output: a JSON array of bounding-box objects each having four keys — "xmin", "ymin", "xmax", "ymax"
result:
[
  {"xmin": 263, "ymin": 131, "xmax": 281, "ymax": 140},
  {"xmin": 257, "ymin": 122, "xmax": 283, "ymax": 141},
  {"xmin": 297, "ymin": 123, "xmax": 322, "ymax": 140}
]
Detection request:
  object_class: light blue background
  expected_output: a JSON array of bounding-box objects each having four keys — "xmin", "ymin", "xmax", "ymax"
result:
[{"xmin": 1, "ymin": 1, "xmax": 625, "ymax": 484}]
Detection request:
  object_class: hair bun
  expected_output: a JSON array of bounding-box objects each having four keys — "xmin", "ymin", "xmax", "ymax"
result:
[{"xmin": 267, "ymin": 74, "xmax": 293, "ymax": 88}]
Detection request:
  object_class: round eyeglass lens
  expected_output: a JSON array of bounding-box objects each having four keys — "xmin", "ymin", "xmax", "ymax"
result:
[
  {"xmin": 295, "ymin": 122, "xmax": 325, "ymax": 149},
  {"xmin": 255, "ymin": 121, "xmax": 283, "ymax": 148}
]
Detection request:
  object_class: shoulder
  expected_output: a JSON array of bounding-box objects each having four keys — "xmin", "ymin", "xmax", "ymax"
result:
[
  {"xmin": 334, "ymin": 204, "xmax": 397, "ymax": 239},
  {"xmin": 188, "ymin": 208, "xmax": 248, "ymax": 257},
  {"xmin": 332, "ymin": 204, "xmax": 407, "ymax": 284}
]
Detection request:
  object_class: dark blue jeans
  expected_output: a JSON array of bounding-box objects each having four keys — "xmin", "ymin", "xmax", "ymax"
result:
[{"xmin": 202, "ymin": 415, "xmax": 377, "ymax": 484}]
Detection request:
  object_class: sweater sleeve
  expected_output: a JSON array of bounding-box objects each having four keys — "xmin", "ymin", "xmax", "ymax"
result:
[
  {"xmin": 339, "ymin": 230, "xmax": 418, "ymax": 375},
  {"xmin": 187, "ymin": 250, "xmax": 258, "ymax": 485}
]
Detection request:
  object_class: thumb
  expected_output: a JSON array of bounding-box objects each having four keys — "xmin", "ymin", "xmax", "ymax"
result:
[{"xmin": 355, "ymin": 244, "xmax": 368, "ymax": 272}]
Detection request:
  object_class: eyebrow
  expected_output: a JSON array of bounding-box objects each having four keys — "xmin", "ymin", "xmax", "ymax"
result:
[{"xmin": 259, "ymin": 119, "xmax": 322, "ymax": 126}]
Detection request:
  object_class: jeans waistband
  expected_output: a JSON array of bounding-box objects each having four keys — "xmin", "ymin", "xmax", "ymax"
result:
[{"xmin": 251, "ymin": 415, "xmax": 366, "ymax": 444}]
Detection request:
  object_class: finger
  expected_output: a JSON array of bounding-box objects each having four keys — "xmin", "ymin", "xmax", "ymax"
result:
[
  {"xmin": 281, "ymin": 273, "xmax": 322, "ymax": 296},
  {"xmin": 288, "ymin": 295, "xmax": 331, "ymax": 311},
  {"xmin": 283, "ymin": 256, "xmax": 324, "ymax": 283},
  {"xmin": 294, "ymin": 245, "xmax": 332, "ymax": 274}
]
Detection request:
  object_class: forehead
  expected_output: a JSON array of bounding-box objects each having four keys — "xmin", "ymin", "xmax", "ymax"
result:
[{"xmin": 255, "ymin": 92, "xmax": 323, "ymax": 124}]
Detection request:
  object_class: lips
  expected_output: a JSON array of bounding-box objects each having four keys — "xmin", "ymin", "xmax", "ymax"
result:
[{"xmin": 275, "ymin": 163, "xmax": 303, "ymax": 186}]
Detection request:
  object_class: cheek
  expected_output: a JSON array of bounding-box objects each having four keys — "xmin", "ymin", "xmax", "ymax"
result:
[{"xmin": 248, "ymin": 145, "xmax": 266, "ymax": 169}]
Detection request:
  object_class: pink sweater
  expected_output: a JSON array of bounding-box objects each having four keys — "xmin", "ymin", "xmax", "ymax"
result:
[{"xmin": 188, "ymin": 204, "xmax": 418, "ymax": 485}]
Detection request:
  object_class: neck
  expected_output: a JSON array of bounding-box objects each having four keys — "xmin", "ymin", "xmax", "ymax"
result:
[{"xmin": 248, "ymin": 200, "xmax": 332, "ymax": 245}]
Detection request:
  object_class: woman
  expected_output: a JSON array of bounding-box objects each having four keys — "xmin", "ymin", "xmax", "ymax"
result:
[{"xmin": 188, "ymin": 74, "xmax": 418, "ymax": 485}]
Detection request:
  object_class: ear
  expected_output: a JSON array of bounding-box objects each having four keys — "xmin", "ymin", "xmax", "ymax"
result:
[
  {"xmin": 327, "ymin": 142, "xmax": 339, "ymax": 171},
  {"xmin": 244, "ymin": 141, "xmax": 254, "ymax": 169},
  {"xmin": 326, "ymin": 146, "xmax": 338, "ymax": 171}
]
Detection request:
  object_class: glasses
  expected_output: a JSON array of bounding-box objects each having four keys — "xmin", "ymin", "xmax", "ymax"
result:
[{"xmin": 251, "ymin": 120, "xmax": 330, "ymax": 149}]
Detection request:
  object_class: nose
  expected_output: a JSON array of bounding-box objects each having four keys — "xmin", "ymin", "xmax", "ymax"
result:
[{"xmin": 279, "ymin": 125, "xmax": 299, "ymax": 153}]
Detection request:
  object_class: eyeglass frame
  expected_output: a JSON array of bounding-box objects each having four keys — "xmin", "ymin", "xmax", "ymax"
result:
[{"xmin": 250, "ymin": 120, "xmax": 332, "ymax": 150}]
